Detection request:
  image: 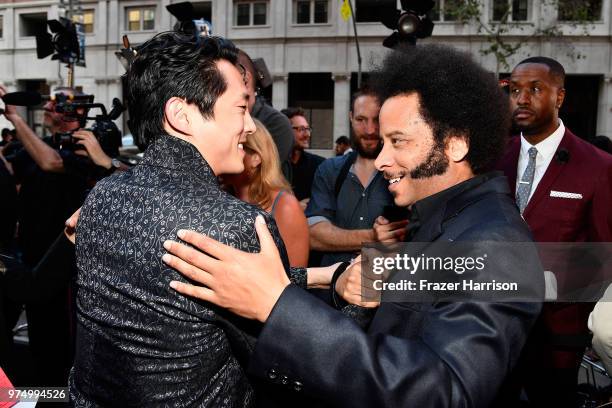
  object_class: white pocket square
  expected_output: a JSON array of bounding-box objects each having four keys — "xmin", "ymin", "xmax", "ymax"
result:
[{"xmin": 550, "ymin": 190, "xmax": 582, "ymax": 199}]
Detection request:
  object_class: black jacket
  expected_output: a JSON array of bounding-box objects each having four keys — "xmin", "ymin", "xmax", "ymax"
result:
[
  {"xmin": 71, "ymin": 135, "xmax": 304, "ymax": 407},
  {"xmin": 248, "ymin": 172, "xmax": 543, "ymax": 408}
]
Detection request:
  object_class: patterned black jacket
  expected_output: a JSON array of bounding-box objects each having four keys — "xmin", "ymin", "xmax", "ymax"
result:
[{"xmin": 70, "ymin": 135, "xmax": 305, "ymax": 407}]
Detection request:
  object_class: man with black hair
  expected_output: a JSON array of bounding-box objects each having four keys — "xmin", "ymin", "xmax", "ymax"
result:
[
  {"xmin": 282, "ymin": 107, "xmax": 324, "ymax": 206},
  {"xmin": 497, "ymin": 56, "xmax": 612, "ymax": 407},
  {"xmin": 306, "ymin": 89, "xmax": 394, "ymax": 267},
  {"xmin": 237, "ymin": 50, "xmax": 294, "ymax": 180},
  {"xmin": 334, "ymin": 135, "xmax": 351, "ymax": 156},
  {"xmin": 71, "ymin": 31, "xmax": 316, "ymax": 406},
  {"xmin": 163, "ymin": 44, "xmax": 543, "ymax": 407}
]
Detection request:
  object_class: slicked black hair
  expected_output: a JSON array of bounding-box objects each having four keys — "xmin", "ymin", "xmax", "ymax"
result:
[
  {"xmin": 125, "ymin": 31, "xmax": 239, "ymax": 145},
  {"xmin": 516, "ymin": 56, "xmax": 566, "ymax": 86},
  {"xmin": 371, "ymin": 44, "xmax": 510, "ymax": 174}
]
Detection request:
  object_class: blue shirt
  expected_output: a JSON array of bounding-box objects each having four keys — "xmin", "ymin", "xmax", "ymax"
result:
[{"xmin": 305, "ymin": 154, "xmax": 393, "ymax": 266}]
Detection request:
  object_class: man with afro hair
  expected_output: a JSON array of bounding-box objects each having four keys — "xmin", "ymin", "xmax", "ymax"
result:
[{"xmin": 163, "ymin": 44, "xmax": 544, "ymax": 407}]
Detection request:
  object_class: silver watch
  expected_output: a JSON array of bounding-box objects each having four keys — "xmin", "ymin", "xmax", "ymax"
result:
[{"xmin": 110, "ymin": 158, "xmax": 122, "ymax": 170}]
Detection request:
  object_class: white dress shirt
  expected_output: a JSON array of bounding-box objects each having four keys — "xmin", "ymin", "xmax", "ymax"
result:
[{"xmin": 516, "ymin": 119, "xmax": 565, "ymax": 203}]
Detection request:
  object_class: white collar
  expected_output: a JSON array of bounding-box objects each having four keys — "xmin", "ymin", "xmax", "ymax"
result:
[{"xmin": 520, "ymin": 119, "xmax": 565, "ymax": 161}]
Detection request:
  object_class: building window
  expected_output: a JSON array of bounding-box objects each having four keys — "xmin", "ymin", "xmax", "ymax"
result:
[
  {"xmin": 491, "ymin": 0, "xmax": 528, "ymax": 22},
  {"xmin": 0, "ymin": 16, "xmax": 3, "ymax": 38},
  {"xmin": 126, "ymin": 7, "xmax": 155, "ymax": 31},
  {"xmin": 429, "ymin": 0, "xmax": 464, "ymax": 22},
  {"xmin": 294, "ymin": 0, "xmax": 329, "ymax": 24},
  {"xmin": 72, "ymin": 10, "xmax": 95, "ymax": 33},
  {"xmin": 19, "ymin": 12, "xmax": 48, "ymax": 37},
  {"xmin": 558, "ymin": 0, "xmax": 601, "ymax": 21},
  {"xmin": 233, "ymin": 1, "xmax": 268, "ymax": 26}
]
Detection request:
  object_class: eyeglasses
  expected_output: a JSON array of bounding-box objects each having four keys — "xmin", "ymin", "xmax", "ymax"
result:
[{"xmin": 292, "ymin": 126, "xmax": 313, "ymax": 133}]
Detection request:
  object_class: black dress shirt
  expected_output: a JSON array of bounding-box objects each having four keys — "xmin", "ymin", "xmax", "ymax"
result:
[
  {"xmin": 71, "ymin": 135, "xmax": 304, "ymax": 407},
  {"xmin": 406, "ymin": 173, "xmax": 496, "ymax": 241},
  {"xmin": 247, "ymin": 171, "xmax": 543, "ymax": 407}
]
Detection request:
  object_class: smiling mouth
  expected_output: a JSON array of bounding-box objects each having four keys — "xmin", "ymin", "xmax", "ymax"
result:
[{"xmin": 389, "ymin": 176, "xmax": 403, "ymax": 185}]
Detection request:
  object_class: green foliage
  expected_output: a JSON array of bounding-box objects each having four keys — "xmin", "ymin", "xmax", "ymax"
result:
[{"xmin": 444, "ymin": 0, "xmax": 598, "ymax": 74}]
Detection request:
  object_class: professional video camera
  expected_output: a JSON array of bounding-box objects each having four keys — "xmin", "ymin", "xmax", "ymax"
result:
[
  {"xmin": 50, "ymin": 93, "xmax": 124, "ymax": 155},
  {"xmin": 1, "ymin": 90, "xmax": 124, "ymax": 156}
]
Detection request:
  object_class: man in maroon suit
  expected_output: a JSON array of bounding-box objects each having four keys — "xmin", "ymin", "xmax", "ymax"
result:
[{"xmin": 497, "ymin": 56, "xmax": 612, "ymax": 407}]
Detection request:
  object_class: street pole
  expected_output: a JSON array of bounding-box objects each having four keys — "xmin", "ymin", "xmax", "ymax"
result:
[
  {"xmin": 67, "ymin": 64, "xmax": 74, "ymax": 88},
  {"xmin": 66, "ymin": 0, "xmax": 76, "ymax": 88}
]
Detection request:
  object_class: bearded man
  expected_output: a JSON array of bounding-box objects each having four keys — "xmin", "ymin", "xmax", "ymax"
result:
[{"xmin": 305, "ymin": 88, "xmax": 398, "ymax": 266}]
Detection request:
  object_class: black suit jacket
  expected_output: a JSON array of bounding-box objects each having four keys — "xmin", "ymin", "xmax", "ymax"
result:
[
  {"xmin": 248, "ymin": 172, "xmax": 542, "ymax": 408},
  {"xmin": 71, "ymin": 135, "xmax": 304, "ymax": 407}
]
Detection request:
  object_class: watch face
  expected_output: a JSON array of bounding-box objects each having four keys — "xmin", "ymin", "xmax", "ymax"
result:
[{"xmin": 112, "ymin": 159, "xmax": 121, "ymax": 168}]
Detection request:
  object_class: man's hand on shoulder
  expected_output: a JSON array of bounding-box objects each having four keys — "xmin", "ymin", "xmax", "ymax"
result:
[{"xmin": 163, "ymin": 215, "xmax": 290, "ymax": 322}]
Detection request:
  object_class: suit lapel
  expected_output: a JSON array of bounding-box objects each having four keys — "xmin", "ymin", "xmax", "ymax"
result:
[{"xmin": 523, "ymin": 130, "xmax": 573, "ymax": 219}]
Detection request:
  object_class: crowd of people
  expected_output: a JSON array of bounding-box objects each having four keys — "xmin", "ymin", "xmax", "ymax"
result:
[{"xmin": 0, "ymin": 26, "xmax": 611, "ymax": 408}]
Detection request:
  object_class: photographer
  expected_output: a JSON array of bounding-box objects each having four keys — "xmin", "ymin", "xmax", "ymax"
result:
[
  {"xmin": 0, "ymin": 84, "xmax": 123, "ymax": 387},
  {"xmin": 0, "ymin": 85, "xmax": 124, "ymax": 262},
  {"xmin": 0, "ymin": 85, "xmax": 119, "ymax": 174}
]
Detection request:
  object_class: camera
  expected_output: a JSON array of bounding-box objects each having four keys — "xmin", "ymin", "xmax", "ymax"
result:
[{"xmin": 50, "ymin": 93, "xmax": 124, "ymax": 156}]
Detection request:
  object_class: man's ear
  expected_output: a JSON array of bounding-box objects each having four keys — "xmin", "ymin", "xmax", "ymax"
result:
[
  {"xmin": 555, "ymin": 87, "xmax": 566, "ymax": 110},
  {"xmin": 164, "ymin": 97, "xmax": 191, "ymax": 135},
  {"xmin": 446, "ymin": 135, "xmax": 469, "ymax": 163}
]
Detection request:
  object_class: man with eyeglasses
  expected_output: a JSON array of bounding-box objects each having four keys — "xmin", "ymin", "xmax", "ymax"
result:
[{"xmin": 282, "ymin": 107, "xmax": 324, "ymax": 208}]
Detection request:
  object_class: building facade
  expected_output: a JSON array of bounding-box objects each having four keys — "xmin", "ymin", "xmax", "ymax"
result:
[{"xmin": 0, "ymin": 0, "xmax": 611, "ymax": 152}]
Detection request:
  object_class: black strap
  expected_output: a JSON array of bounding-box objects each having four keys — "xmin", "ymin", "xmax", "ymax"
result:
[
  {"xmin": 331, "ymin": 261, "xmax": 352, "ymax": 309},
  {"xmin": 334, "ymin": 151, "xmax": 358, "ymax": 199}
]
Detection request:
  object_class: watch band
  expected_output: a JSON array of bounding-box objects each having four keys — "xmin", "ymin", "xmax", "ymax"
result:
[{"xmin": 331, "ymin": 261, "xmax": 351, "ymax": 309}]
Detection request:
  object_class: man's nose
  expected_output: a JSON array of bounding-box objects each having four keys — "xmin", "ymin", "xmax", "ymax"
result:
[
  {"xmin": 366, "ymin": 120, "xmax": 378, "ymax": 135},
  {"xmin": 517, "ymin": 89, "xmax": 530, "ymax": 106},
  {"xmin": 374, "ymin": 141, "xmax": 392, "ymax": 171},
  {"xmin": 244, "ymin": 110, "xmax": 256, "ymax": 135}
]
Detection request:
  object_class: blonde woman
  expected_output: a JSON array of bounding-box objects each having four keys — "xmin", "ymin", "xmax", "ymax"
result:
[{"xmin": 224, "ymin": 119, "xmax": 309, "ymax": 267}]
